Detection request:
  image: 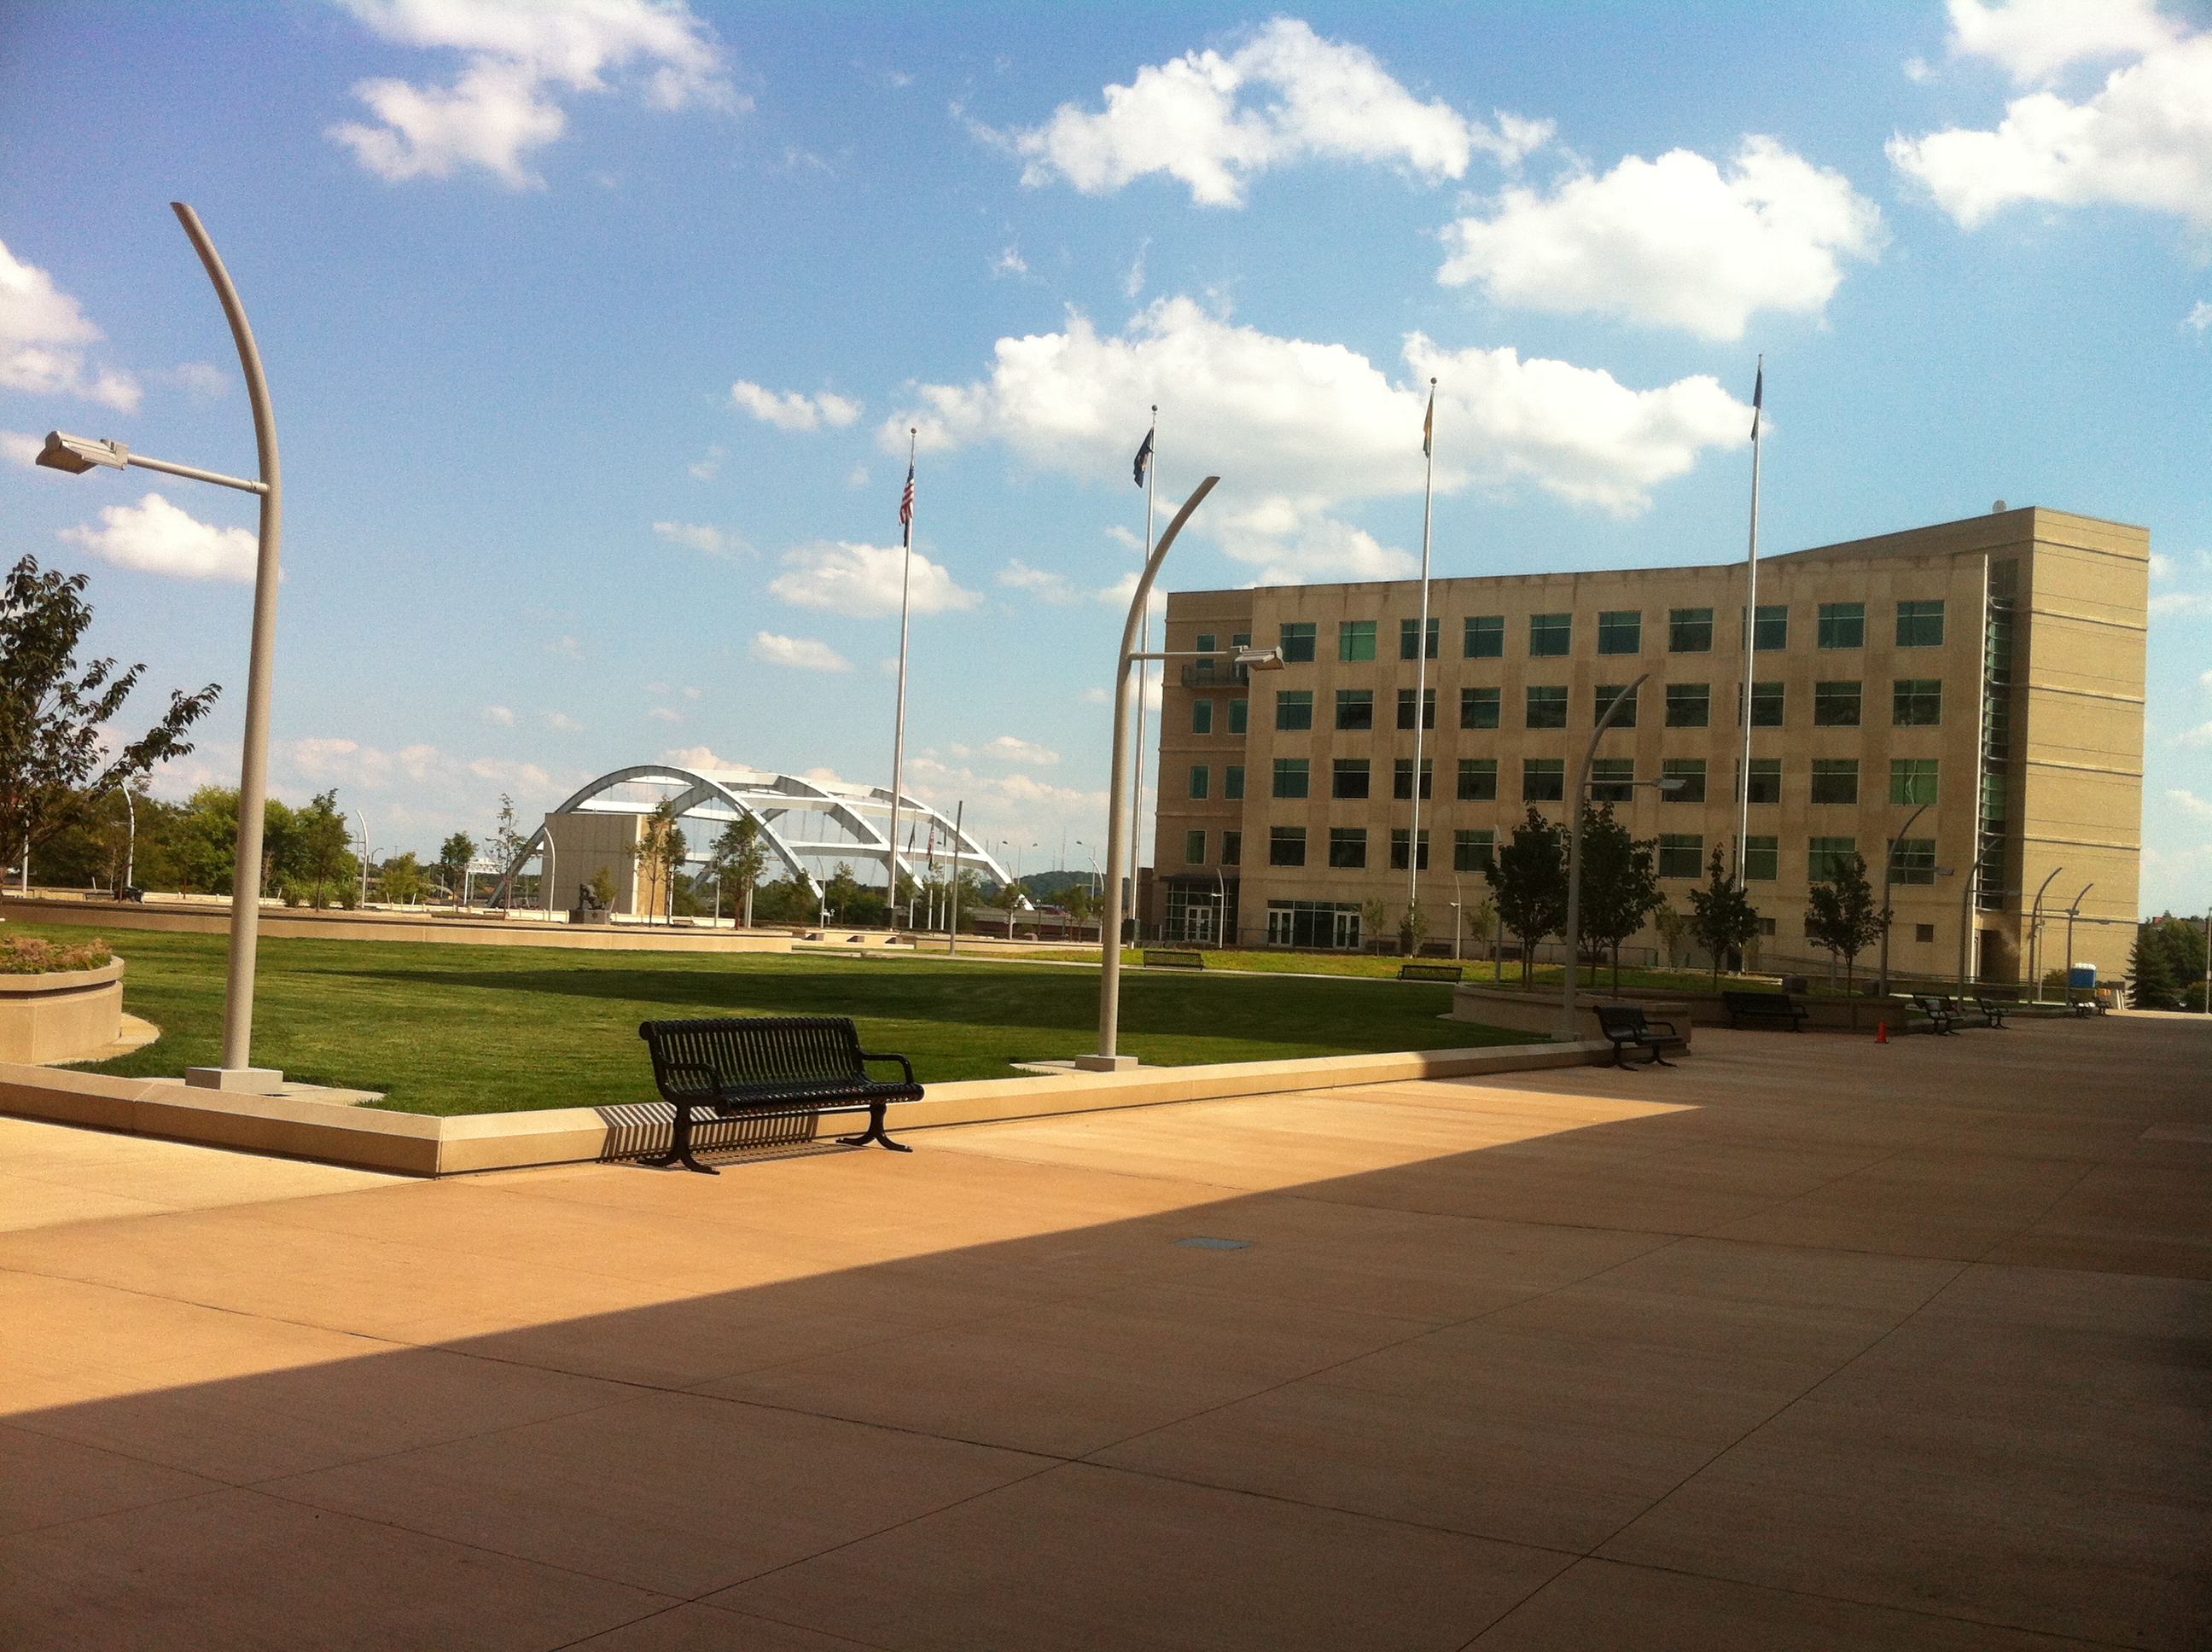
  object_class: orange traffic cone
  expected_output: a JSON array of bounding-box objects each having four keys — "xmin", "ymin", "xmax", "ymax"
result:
[{"xmin": 1877, "ymin": 1021, "xmax": 1888, "ymax": 1044}]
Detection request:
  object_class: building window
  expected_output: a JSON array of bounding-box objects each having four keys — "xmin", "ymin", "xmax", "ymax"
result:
[
  {"xmin": 1743, "ymin": 835, "xmax": 1778, "ymax": 881},
  {"xmin": 1742, "ymin": 757, "xmax": 1782, "ymax": 804},
  {"xmin": 1272, "ymin": 758, "xmax": 1310, "ymax": 799},
  {"xmin": 1891, "ymin": 838, "xmax": 1937, "ymax": 885},
  {"xmin": 1593, "ymin": 683, "xmax": 1638, "ymax": 727},
  {"xmin": 1590, "ymin": 758, "xmax": 1634, "ymax": 803},
  {"xmin": 1195, "ymin": 632, "xmax": 1216, "ymax": 654},
  {"xmin": 1669, "ymin": 607, "xmax": 1714, "ymax": 653},
  {"xmin": 1663, "ymin": 758, "xmax": 1706, "ymax": 802},
  {"xmin": 1336, "ymin": 689, "xmax": 1374, "ymax": 730},
  {"xmin": 1893, "ymin": 678, "xmax": 1942, "ymax": 726},
  {"xmin": 1890, "ymin": 758, "xmax": 1938, "ymax": 806},
  {"xmin": 1332, "ymin": 758, "xmax": 1371, "ymax": 800},
  {"xmin": 1818, "ymin": 602, "xmax": 1866, "ymax": 649},
  {"xmin": 1269, "ymin": 825, "xmax": 1307, "ymax": 866},
  {"xmin": 1188, "ymin": 765, "xmax": 1210, "ymax": 800},
  {"xmin": 1749, "ymin": 681, "xmax": 1784, "ymax": 726},
  {"xmin": 1222, "ymin": 830, "xmax": 1242, "ymax": 866},
  {"xmin": 1811, "ymin": 759, "xmax": 1860, "ymax": 805},
  {"xmin": 1232, "ymin": 632, "xmax": 1250, "ymax": 650},
  {"xmin": 1529, "ymin": 612, "xmax": 1572, "ymax": 656},
  {"xmin": 1460, "ymin": 686, "xmax": 1500, "ymax": 729},
  {"xmin": 1328, "ymin": 827, "xmax": 1369, "ymax": 868},
  {"xmin": 1752, "ymin": 604, "xmax": 1788, "ymax": 651},
  {"xmin": 1278, "ymin": 622, "xmax": 1316, "ymax": 663},
  {"xmin": 1228, "ymin": 697, "xmax": 1248, "ymax": 735},
  {"xmin": 1400, "ymin": 616, "xmax": 1440, "ymax": 660},
  {"xmin": 1266, "ymin": 899, "xmax": 1363, "ymax": 949},
  {"xmin": 1597, "ymin": 610, "xmax": 1642, "ymax": 655},
  {"xmin": 1225, "ymin": 764, "xmax": 1245, "ymax": 800},
  {"xmin": 1457, "ymin": 758, "xmax": 1497, "ymax": 800},
  {"xmin": 1338, "ymin": 620, "xmax": 1377, "ymax": 662},
  {"xmin": 1464, "ymin": 614, "xmax": 1505, "ymax": 658},
  {"xmin": 1453, "ymin": 829, "xmax": 1495, "ymax": 873},
  {"xmin": 1523, "ymin": 758, "xmax": 1565, "ymax": 801},
  {"xmin": 1813, "ymin": 680, "xmax": 1862, "ymax": 726},
  {"xmin": 1397, "ymin": 688, "xmax": 1436, "ymax": 730},
  {"xmin": 1185, "ymin": 830, "xmax": 1207, "ymax": 865},
  {"xmin": 1658, "ymin": 835, "xmax": 1703, "ymax": 878},
  {"xmin": 1388, "ymin": 829, "xmax": 1430, "ymax": 871},
  {"xmin": 1896, "ymin": 600, "xmax": 1946, "ymax": 648},
  {"xmin": 1808, "ymin": 836, "xmax": 1857, "ymax": 882},
  {"xmin": 1276, "ymin": 689, "xmax": 1313, "ymax": 730},
  {"xmin": 1665, "ymin": 683, "xmax": 1711, "ymax": 727},
  {"xmin": 1192, "ymin": 699, "xmax": 1214, "ymax": 735},
  {"xmin": 1525, "ymin": 684, "xmax": 1569, "ymax": 729},
  {"xmin": 1913, "ymin": 922, "xmax": 1935, "ymax": 943},
  {"xmin": 1393, "ymin": 757, "xmax": 1434, "ymax": 800}
]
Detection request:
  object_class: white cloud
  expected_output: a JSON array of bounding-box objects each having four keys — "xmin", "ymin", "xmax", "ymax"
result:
[
  {"xmin": 992, "ymin": 246, "xmax": 1029, "ymax": 278},
  {"xmin": 546, "ymin": 634, "xmax": 582, "ymax": 657},
  {"xmin": 888, "ymin": 296, "xmax": 1749, "ymax": 579},
  {"xmin": 731, "ymin": 380, "xmax": 862, "ymax": 431},
  {"xmin": 682, "ymin": 686, "xmax": 701, "ymax": 700},
  {"xmin": 901, "ymin": 753, "xmax": 1109, "ymax": 862},
  {"xmin": 1904, "ymin": 56, "xmax": 1935, "ymax": 84},
  {"xmin": 2169, "ymin": 788, "xmax": 2212, "ymax": 822},
  {"xmin": 481, "ymin": 704, "xmax": 516, "ymax": 726},
  {"xmin": 2200, "ymin": 666, "xmax": 2212, "ymax": 688},
  {"xmin": 688, "ymin": 444, "xmax": 724, "ymax": 480},
  {"xmin": 544, "ymin": 711, "xmax": 583, "ymax": 731},
  {"xmin": 1438, "ymin": 137, "xmax": 1884, "ymax": 340},
  {"xmin": 663, "ymin": 744, "xmax": 741, "ymax": 771},
  {"xmin": 0, "ymin": 239, "xmax": 141, "ymax": 410},
  {"xmin": 1078, "ymin": 686, "xmax": 1110, "ymax": 706},
  {"xmin": 648, "ymin": 706, "xmax": 683, "ymax": 722},
  {"xmin": 1891, "ymin": 8, "xmax": 2212, "ymax": 230},
  {"xmin": 846, "ymin": 462, "xmax": 870, "ymax": 488},
  {"xmin": 2150, "ymin": 590, "xmax": 2212, "ymax": 616},
  {"xmin": 769, "ymin": 540, "xmax": 983, "ymax": 617},
  {"xmin": 2188, "ymin": 301, "xmax": 2212, "ymax": 334},
  {"xmin": 1002, "ymin": 17, "xmax": 1546, "ymax": 207},
  {"xmin": 1124, "ymin": 237, "xmax": 1150, "ymax": 299},
  {"xmin": 2, "ymin": 430, "xmax": 44, "ymax": 468},
  {"xmin": 751, "ymin": 631, "xmax": 852, "ymax": 671},
  {"xmin": 328, "ymin": 0, "xmax": 742, "ymax": 187},
  {"xmin": 2177, "ymin": 721, "xmax": 2212, "ymax": 749},
  {"xmin": 948, "ymin": 735, "xmax": 1061, "ymax": 766},
  {"xmin": 169, "ymin": 362, "xmax": 229, "ymax": 399},
  {"xmin": 652, "ymin": 519, "xmax": 742, "ymax": 556},
  {"xmin": 58, "ymin": 492, "xmax": 255, "ymax": 581}
]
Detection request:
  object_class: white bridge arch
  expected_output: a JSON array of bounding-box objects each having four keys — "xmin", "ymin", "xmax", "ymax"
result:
[{"xmin": 492, "ymin": 761, "xmax": 1009, "ymax": 907}]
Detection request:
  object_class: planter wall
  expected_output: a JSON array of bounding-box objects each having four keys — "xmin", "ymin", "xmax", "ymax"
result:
[
  {"xmin": 1446, "ymin": 984, "xmax": 1695, "ymax": 1048},
  {"xmin": 0, "ymin": 957, "xmax": 124, "ymax": 1063}
]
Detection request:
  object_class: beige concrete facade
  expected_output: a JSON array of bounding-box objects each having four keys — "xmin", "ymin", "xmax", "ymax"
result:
[
  {"xmin": 542, "ymin": 809, "xmax": 646, "ymax": 916},
  {"xmin": 0, "ymin": 960, "xmax": 123, "ymax": 1064},
  {"xmin": 1154, "ymin": 506, "xmax": 2147, "ymax": 985}
]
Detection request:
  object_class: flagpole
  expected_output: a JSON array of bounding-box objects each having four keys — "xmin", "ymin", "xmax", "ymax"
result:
[
  {"xmin": 888, "ymin": 428, "xmax": 917, "ymax": 928},
  {"xmin": 1126, "ymin": 405, "xmax": 1157, "ymax": 939},
  {"xmin": 1410, "ymin": 380, "xmax": 1436, "ymax": 934},
  {"xmin": 1737, "ymin": 358, "xmax": 1763, "ymax": 887}
]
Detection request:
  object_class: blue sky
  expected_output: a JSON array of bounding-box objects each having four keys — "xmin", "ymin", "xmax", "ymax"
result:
[{"xmin": 3, "ymin": 0, "xmax": 2208, "ymax": 910}]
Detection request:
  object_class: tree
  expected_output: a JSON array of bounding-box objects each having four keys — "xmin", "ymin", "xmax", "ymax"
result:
[
  {"xmin": 1651, "ymin": 902, "xmax": 1694, "ymax": 969},
  {"xmin": 1577, "ymin": 802, "xmax": 1665, "ymax": 993},
  {"xmin": 637, "ymin": 799, "xmax": 688, "ymax": 924},
  {"xmin": 487, "ymin": 793, "xmax": 528, "ymax": 906},
  {"xmin": 2128, "ymin": 920, "xmax": 2189, "ymax": 1010},
  {"xmin": 1, "ymin": 556, "xmax": 219, "ymax": 874},
  {"xmin": 1687, "ymin": 846, "xmax": 1761, "ymax": 986},
  {"xmin": 1804, "ymin": 850, "xmax": 1887, "ymax": 996},
  {"xmin": 1486, "ymin": 807, "xmax": 1567, "ymax": 988},
  {"xmin": 439, "ymin": 832, "xmax": 476, "ymax": 905},
  {"xmin": 1397, "ymin": 900, "xmax": 1432, "ymax": 957},
  {"xmin": 588, "ymin": 864, "xmax": 617, "ymax": 911},
  {"xmin": 294, "ymin": 790, "xmax": 357, "ymax": 909},
  {"xmin": 706, "ymin": 815, "xmax": 768, "ymax": 925},
  {"xmin": 379, "ymin": 851, "xmax": 425, "ymax": 905}
]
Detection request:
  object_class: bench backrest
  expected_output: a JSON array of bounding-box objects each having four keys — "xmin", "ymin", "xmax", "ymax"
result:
[
  {"xmin": 1723, "ymin": 992, "xmax": 1792, "ymax": 1010},
  {"xmin": 1594, "ymin": 1004, "xmax": 1648, "ymax": 1036},
  {"xmin": 639, "ymin": 1015, "xmax": 866, "ymax": 1099}
]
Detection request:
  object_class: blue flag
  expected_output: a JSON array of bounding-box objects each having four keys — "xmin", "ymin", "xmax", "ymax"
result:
[
  {"xmin": 1750, "ymin": 364, "xmax": 1763, "ymax": 441},
  {"xmin": 1132, "ymin": 427, "xmax": 1153, "ymax": 487}
]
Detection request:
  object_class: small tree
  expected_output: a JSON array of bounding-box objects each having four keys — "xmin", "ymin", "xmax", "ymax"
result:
[
  {"xmin": 294, "ymin": 790, "xmax": 356, "ymax": 910},
  {"xmin": 379, "ymin": 851, "xmax": 425, "ymax": 905},
  {"xmin": 488, "ymin": 793, "xmax": 527, "ymax": 905},
  {"xmin": 637, "ymin": 799, "xmax": 688, "ymax": 924},
  {"xmin": 1487, "ymin": 807, "xmax": 1567, "ymax": 988},
  {"xmin": 588, "ymin": 864, "xmax": 617, "ymax": 911},
  {"xmin": 1398, "ymin": 900, "xmax": 1432, "ymax": 957},
  {"xmin": 1577, "ymin": 801, "xmax": 1665, "ymax": 994},
  {"xmin": 439, "ymin": 832, "xmax": 476, "ymax": 905},
  {"xmin": 1687, "ymin": 846, "xmax": 1761, "ymax": 986},
  {"xmin": 1361, "ymin": 897, "xmax": 1389, "ymax": 952},
  {"xmin": 707, "ymin": 816, "xmax": 768, "ymax": 924},
  {"xmin": 1804, "ymin": 851, "xmax": 1887, "ymax": 996},
  {"xmin": 1651, "ymin": 903, "xmax": 1693, "ymax": 969}
]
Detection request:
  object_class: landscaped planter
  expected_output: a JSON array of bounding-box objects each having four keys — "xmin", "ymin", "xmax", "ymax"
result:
[
  {"xmin": 0, "ymin": 956, "xmax": 125, "ymax": 1063},
  {"xmin": 1442, "ymin": 983, "xmax": 1694, "ymax": 1047}
]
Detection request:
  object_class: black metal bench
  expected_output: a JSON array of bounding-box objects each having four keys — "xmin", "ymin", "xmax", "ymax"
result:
[
  {"xmin": 1143, "ymin": 949, "xmax": 1206, "ymax": 969},
  {"xmin": 636, "ymin": 1015, "xmax": 921, "ymax": 1174},
  {"xmin": 1912, "ymin": 995, "xmax": 1962, "ymax": 1035},
  {"xmin": 1399, "ymin": 962, "xmax": 1464, "ymax": 982},
  {"xmin": 1970, "ymin": 997, "xmax": 2010, "ymax": 1029},
  {"xmin": 1596, "ymin": 1004, "xmax": 1679, "ymax": 1068},
  {"xmin": 1721, "ymin": 991, "xmax": 1808, "ymax": 1031}
]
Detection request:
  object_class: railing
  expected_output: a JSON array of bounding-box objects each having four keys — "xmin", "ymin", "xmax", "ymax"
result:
[{"xmin": 1179, "ymin": 660, "xmax": 1251, "ymax": 689}]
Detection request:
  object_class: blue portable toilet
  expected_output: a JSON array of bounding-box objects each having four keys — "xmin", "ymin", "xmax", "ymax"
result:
[{"xmin": 2068, "ymin": 964, "xmax": 2097, "ymax": 990}]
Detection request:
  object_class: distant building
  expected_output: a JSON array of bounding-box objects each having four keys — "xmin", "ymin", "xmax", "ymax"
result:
[{"xmin": 1149, "ymin": 507, "xmax": 2147, "ymax": 985}]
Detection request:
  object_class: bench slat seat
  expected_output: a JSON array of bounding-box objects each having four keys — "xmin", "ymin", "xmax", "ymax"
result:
[
  {"xmin": 1596, "ymin": 1004, "xmax": 1679, "ymax": 1068},
  {"xmin": 1398, "ymin": 962, "xmax": 1464, "ymax": 982},
  {"xmin": 638, "ymin": 1015, "xmax": 921, "ymax": 1174},
  {"xmin": 1721, "ymin": 991, "xmax": 1808, "ymax": 1031},
  {"xmin": 1143, "ymin": 950, "xmax": 1206, "ymax": 969}
]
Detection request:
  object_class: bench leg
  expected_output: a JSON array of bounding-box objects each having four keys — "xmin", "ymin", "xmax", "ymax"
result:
[
  {"xmin": 640, "ymin": 1104, "xmax": 719, "ymax": 1174},
  {"xmin": 837, "ymin": 1102, "xmax": 913, "ymax": 1153},
  {"xmin": 1642, "ymin": 1041, "xmax": 1675, "ymax": 1068}
]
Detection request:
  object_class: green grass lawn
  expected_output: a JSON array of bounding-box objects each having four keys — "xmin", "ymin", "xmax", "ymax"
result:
[
  {"xmin": 19, "ymin": 924, "xmax": 1527, "ymax": 1116},
  {"xmin": 1025, "ymin": 945, "xmax": 1775, "ymax": 994}
]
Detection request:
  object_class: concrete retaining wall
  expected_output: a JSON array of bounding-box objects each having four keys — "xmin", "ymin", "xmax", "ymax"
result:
[{"xmin": 0, "ymin": 958, "xmax": 125, "ymax": 1063}]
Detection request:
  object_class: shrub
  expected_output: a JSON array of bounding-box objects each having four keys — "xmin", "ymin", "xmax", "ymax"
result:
[{"xmin": 0, "ymin": 935, "xmax": 114, "ymax": 974}]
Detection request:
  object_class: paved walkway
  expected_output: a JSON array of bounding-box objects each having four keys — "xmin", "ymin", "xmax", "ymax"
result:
[{"xmin": 2, "ymin": 1018, "xmax": 2206, "ymax": 1649}]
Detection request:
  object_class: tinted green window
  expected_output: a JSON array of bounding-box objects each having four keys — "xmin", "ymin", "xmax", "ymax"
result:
[
  {"xmin": 1184, "ymin": 830, "xmax": 1206, "ymax": 865},
  {"xmin": 1278, "ymin": 622, "xmax": 1316, "ymax": 663},
  {"xmin": 1743, "ymin": 835, "xmax": 1778, "ymax": 881},
  {"xmin": 1890, "ymin": 759, "xmax": 1938, "ymax": 806},
  {"xmin": 1188, "ymin": 765, "xmax": 1209, "ymax": 800},
  {"xmin": 1525, "ymin": 685, "xmax": 1569, "ymax": 729},
  {"xmin": 1891, "ymin": 838, "xmax": 1936, "ymax": 884},
  {"xmin": 1272, "ymin": 758, "xmax": 1310, "ymax": 799},
  {"xmin": 1813, "ymin": 681, "xmax": 1862, "ymax": 726},
  {"xmin": 1893, "ymin": 678, "xmax": 1942, "ymax": 725},
  {"xmin": 1658, "ymin": 835, "xmax": 1703, "ymax": 878},
  {"xmin": 1811, "ymin": 759, "xmax": 1860, "ymax": 804},
  {"xmin": 1523, "ymin": 759, "xmax": 1565, "ymax": 801},
  {"xmin": 1225, "ymin": 764, "xmax": 1245, "ymax": 800},
  {"xmin": 1457, "ymin": 759, "xmax": 1497, "ymax": 801},
  {"xmin": 1396, "ymin": 688, "xmax": 1436, "ymax": 730},
  {"xmin": 1231, "ymin": 632, "xmax": 1250, "ymax": 650},
  {"xmin": 1460, "ymin": 686, "xmax": 1500, "ymax": 730},
  {"xmin": 1749, "ymin": 681, "xmax": 1784, "ymax": 726},
  {"xmin": 1221, "ymin": 829, "xmax": 1242, "ymax": 865},
  {"xmin": 1818, "ymin": 602, "xmax": 1866, "ymax": 649},
  {"xmin": 1663, "ymin": 759, "xmax": 1705, "ymax": 802},
  {"xmin": 1668, "ymin": 608, "xmax": 1714, "ymax": 653},
  {"xmin": 1590, "ymin": 758, "xmax": 1634, "ymax": 803},
  {"xmin": 1464, "ymin": 614, "xmax": 1504, "ymax": 658},
  {"xmin": 1228, "ymin": 697, "xmax": 1248, "ymax": 734},
  {"xmin": 1597, "ymin": 611, "xmax": 1642, "ymax": 655},
  {"xmin": 1594, "ymin": 684, "xmax": 1637, "ymax": 727},
  {"xmin": 1195, "ymin": 633, "xmax": 1216, "ymax": 654},
  {"xmin": 1665, "ymin": 683, "xmax": 1711, "ymax": 727},
  {"xmin": 1331, "ymin": 759, "xmax": 1371, "ymax": 800},
  {"xmin": 1808, "ymin": 836, "xmax": 1857, "ymax": 882},
  {"xmin": 1399, "ymin": 617, "xmax": 1439, "ymax": 660},
  {"xmin": 1896, "ymin": 601, "xmax": 1945, "ymax": 648},
  {"xmin": 1191, "ymin": 699, "xmax": 1214, "ymax": 735},
  {"xmin": 1268, "ymin": 826, "xmax": 1307, "ymax": 866},
  {"xmin": 1388, "ymin": 829, "xmax": 1429, "ymax": 871},
  {"xmin": 1328, "ymin": 828, "xmax": 1368, "ymax": 869},
  {"xmin": 1392, "ymin": 757, "xmax": 1433, "ymax": 800},
  {"xmin": 1452, "ymin": 829, "xmax": 1495, "ymax": 873},
  {"xmin": 1275, "ymin": 690, "xmax": 1313, "ymax": 731},
  {"xmin": 1743, "ymin": 757, "xmax": 1781, "ymax": 804},
  {"xmin": 1338, "ymin": 620, "xmax": 1377, "ymax": 662},
  {"xmin": 1335, "ymin": 689, "xmax": 1373, "ymax": 730},
  {"xmin": 1752, "ymin": 604, "xmax": 1788, "ymax": 650},
  {"xmin": 1529, "ymin": 613, "xmax": 1572, "ymax": 656}
]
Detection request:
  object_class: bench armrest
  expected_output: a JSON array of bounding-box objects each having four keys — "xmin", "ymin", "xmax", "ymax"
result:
[
  {"xmin": 1642, "ymin": 1020, "xmax": 1679, "ymax": 1039},
  {"xmin": 859, "ymin": 1050, "xmax": 917, "ymax": 1086}
]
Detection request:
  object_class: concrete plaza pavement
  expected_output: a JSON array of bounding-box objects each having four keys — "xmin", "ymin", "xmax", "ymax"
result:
[{"xmin": 1, "ymin": 1016, "xmax": 2206, "ymax": 1649}]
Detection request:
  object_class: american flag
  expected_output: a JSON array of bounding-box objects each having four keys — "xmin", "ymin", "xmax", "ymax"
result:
[{"xmin": 899, "ymin": 461, "xmax": 916, "ymax": 541}]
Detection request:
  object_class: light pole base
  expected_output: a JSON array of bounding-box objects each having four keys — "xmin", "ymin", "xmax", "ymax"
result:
[
  {"xmin": 1072, "ymin": 1053, "xmax": 1139, "ymax": 1073},
  {"xmin": 184, "ymin": 1066, "xmax": 286, "ymax": 1094}
]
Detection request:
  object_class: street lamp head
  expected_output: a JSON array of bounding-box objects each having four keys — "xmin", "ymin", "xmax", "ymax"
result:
[
  {"xmin": 1234, "ymin": 646, "xmax": 1286, "ymax": 672},
  {"xmin": 36, "ymin": 431, "xmax": 129, "ymax": 474},
  {"xmin": 1655, "ymin": 777, "xmax": 1685, "ymax": 792}
]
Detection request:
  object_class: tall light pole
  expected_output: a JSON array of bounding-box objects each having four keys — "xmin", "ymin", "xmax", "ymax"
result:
[
  {"xmin": 37, "ymin": 202, "xmax": 283, "ymax": 1092},
  {"xmin": 2026, "ymin": 864, "xmax": 2064, "ymax": 1001},
  {"xmin": 2063, "ymin": 881, "xmax": 2093, "ymax": 998},
  {"xmin": 1559, "ymin": 673, "xmax": 1680, "ymax": 1042},
  {"xmin": 1877, "ymin": 800, "xmax": 1932, "ymax": 998}
]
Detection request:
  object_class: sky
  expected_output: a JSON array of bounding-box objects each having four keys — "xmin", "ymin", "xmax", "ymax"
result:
[{"xmin": 3, "ymin": 0, "xmax": 2208, "ymax": 911}]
